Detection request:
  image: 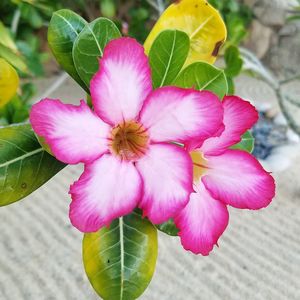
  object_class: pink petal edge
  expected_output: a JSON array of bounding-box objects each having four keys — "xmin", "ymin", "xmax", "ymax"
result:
[
  {"xmin": 69, "ymin": 154, "xmax": 142, "ymax": 232},
  {"xmin": 140, "ymin": 87, "xmax": 224, "ymax": 145},
  {"xmin": 174, "ymin": 182, "xmax": 229, "ymax": 256},
  {"xmin": 200, "ymin": 96, "xmax": 258, "ymax": 155},
  {"xmin": 136, "ymin": 143, "xmax": 193, "ymax": 224},
  {"xmin": 30, "ymin": 99, "xmax": 110, "ymax": 164},
  {"xmin": 90, "ymin": 37, "xmax": 152, "ymax": 126},
  {"xmin": 202, "ymin": 149, "xmax": 276, "ymax": 210}
]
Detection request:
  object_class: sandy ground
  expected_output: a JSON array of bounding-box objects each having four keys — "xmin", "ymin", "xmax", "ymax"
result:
[{"xmin": 0, "ymin": 75, "xmax": 300, "ymax": 300}]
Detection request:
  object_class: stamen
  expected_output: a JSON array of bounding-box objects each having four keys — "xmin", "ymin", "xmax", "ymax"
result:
[{"xmin": 110, "ymin": 121, "xmax": 149, "ymax": 161}]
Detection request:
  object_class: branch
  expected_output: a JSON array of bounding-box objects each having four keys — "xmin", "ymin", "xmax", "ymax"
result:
[
  {"xmin": 157, "ymin": 0, "xmax": 165, "ymax": 15},
  {"xmin": 283, "ymin": 94, "xmax": 300, "ymax": 108},
  {"xmin": 146, "ymin": 0, "xmax": 165, "ymax": 15},
  {"xmin": 276, "ymin": 89, "xmax": 300, "ymax": 136},
  {"xmin": 279, "ymin": 73, "xmax": 300, "ymax": 85},
  {"xmin": 239, "ymin": 47, "xmax": 300, "ymax": 136}
]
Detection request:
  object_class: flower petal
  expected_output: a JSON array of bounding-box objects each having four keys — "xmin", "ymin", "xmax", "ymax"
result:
[
  {"xmin": 69, "ymin": 154, "xmax": 142, "ymax": 232},
  {"xmin": 202, "ymin": 150, "xmax": 276, "ymax": 209},
  {"xmin": 30, "ymin": 99, "xmax": 110, "ymax": 164},
  {"xmin": 200, "ymin": 96, "xmax": 258, "ymax": 155},
  {"xmin": 136, "ymin": 143, "xmax": 193, "ymax": 224},
  {"xmin": 174, "ymin": 183, "xmax": 229, "ymax": 256},
  {"xmin": 140, "ymin": 87, "xmax": 224, "ymax": 144},
  {"xmin": 90, "ymin": 37, "xmax": 152, "ymax": 125}
]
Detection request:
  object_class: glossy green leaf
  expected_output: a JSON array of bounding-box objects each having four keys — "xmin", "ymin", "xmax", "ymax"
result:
[
  {"xmin": 83, "ymin": 210, "xmax": 158, "ymax": 300},
  {"xmin": 175, "ymin": 62, "xmax": 228, "ymax": 99},
  {"xmin": 156, "ymin": 218, "xmax": 179, "ymax": 236},
  {"xmin": 224, "ymin": 45, "xmax": 243, "ymax": 77},
  {"xmin": 0, "ymin": 124, "xmax": 66, "ymax": 206},
  {"xmin": 149, "ymin": 30, "xmax": 190, "ymax": 88},
  {"xmin": 0, "ymin": 43, "xmax": 28, "ymax": 74},
  {"xmin": 231, "ymin": 131, "xmax": 254, "ymax": 153},
  {"xmin": 73, "ymin": 18, "xmax": 121, "ymax": 89},
  {"xmin": 48, "ymin": 9, "xmax": 88, "ymax": 90}
]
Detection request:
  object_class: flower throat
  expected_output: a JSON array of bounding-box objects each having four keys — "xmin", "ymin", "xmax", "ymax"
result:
[{"xmin": 110, "ymin": 121, "xmax": 149, "ymax": 161}]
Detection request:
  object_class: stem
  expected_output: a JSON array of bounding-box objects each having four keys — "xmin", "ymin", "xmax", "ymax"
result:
[
  {"xmin": 146, "ymin": 0, "xmax": 165, "ymax": 15},
  {"xmin": 11, "ymin": 9, "xmax": 21, "ymax": 35},
  {"xmin": 33, "ymin": 73, "xmax": 69, "ymax": 104}
]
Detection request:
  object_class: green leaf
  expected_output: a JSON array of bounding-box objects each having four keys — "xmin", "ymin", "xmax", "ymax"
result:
[
  {"xmin": 149, "ymin": 30, "xmax": 190, "ymax": 89},
  {"xmin": 83, "ymin": 210, "xmax": 158, "ymax": 300},
  {"xmin": 73, "ymin": 17, "xmax": 121, "ymax": 89},
  {"xmin": 0, "ymin": 43, "xmax": 28, "ymax": 74},
  {"xmin": 144, "ymin": 0, "xmax": 227, "ymax": 66},
  {"xmin": 224, "ymin": 45, "xmax": 243, "ymax": 77},
  {"xmin": 48, "ymin": 9, "xmax": 88, "ymax": 91},
  {"xmin": 175, "ymin": 62, "xmax": 228, "ymax": 99},
  {"xmin": 0, "ymin": 21, "xmax": 18, "ymax": 53},
  {"xmin": 231, "ymin": 131, "xmax": 254, "ymax": 153},
  {"xmin": 20, "ymin": 3, "xmax": 44, "ymax": 29},
  {"xmin": 156, "ymin": 218, "xmax": 179, "ymax": 236},
  {"xmin": 0, "ymin": 124, "xmax": 65, "ymax": 206}
]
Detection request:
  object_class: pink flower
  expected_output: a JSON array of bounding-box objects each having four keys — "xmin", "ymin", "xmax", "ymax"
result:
[
  {"xmin": 29, "ymin": 37, "xmax": 224, "ymax": 232},
  {"xmin": 174, "ymin": 96, "xmax": 276, "ymax": 256}
]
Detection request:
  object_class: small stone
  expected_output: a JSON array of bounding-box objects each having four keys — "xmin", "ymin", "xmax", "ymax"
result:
[
  {"xmin": 244, "ymin": 0, "xmax": 298, "ymax": 27},
  {"xmin": 244, "ymin": 20, "xmax": 274, "ymax": 59},
  {"xmin": 264, "ymin": 22, "xmax": 300, "ymax": 76},
  {"xmin": 273, "ymin": 113, "xmax": 288, "ymax": 126},
  {"xmin": 265, "ymin": 107, "xmax": 280, "ymax": 119},
  {"xmin": 252, "ymin": 110, "xmax": 289, "ymax": 160}
]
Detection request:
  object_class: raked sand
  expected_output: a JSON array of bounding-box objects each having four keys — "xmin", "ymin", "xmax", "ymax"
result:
[{"xmin": 0, "ymin": 75, "xmax": 299, "ymax": 300}]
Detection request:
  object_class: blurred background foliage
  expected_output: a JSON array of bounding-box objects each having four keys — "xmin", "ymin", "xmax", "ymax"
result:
[
  {"xmin": 0, "ymin": 0, "xmax": 253, "ymax": 125},
  {"xmin": 287, "ymin": 0, "xmax": 300, "ymax": 22},
  {"xmin": 0, "ymin": 0, "xmax": 253, "ymax": 73},
  {"xmin": 208, "ymin": 0, "xmax": 253, "ymax": 46}
]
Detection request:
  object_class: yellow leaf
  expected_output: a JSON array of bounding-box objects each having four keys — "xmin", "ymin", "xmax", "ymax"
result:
[
  {"xmin": 144, "ymin": 0, "xmax": 227, "ymax": 66},
  {"xmin": 0, "ymin": 58, "xmax": 19, "ymax": 108}
]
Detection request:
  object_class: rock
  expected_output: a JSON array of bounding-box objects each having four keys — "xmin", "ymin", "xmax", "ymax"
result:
[
  {"xmin": 252, "ymin": 111, "xmax": 288, "ymax": 160},
  {"xmin": 265, "ymin": 107, "xmax": 281, "ymax": 119},
  {"xmin": 264, "ymin": 21, "xmax": 300, "ymax": 76},
  {"xmin": 243, "ymin": 0, "xmax": 298, "ymax": 27},
  {"xmin": 244, "ymin": 20, "xmax": 274, "ymax": 59},
  {"xmin": 262, "ymin": 144, "xmax": 300, "ymax": 172}
]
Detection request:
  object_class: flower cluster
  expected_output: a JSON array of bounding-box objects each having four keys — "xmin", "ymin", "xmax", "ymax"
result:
[{"xmin": 30, "ymin": 37, "xmax": 275, "ymax": 255}]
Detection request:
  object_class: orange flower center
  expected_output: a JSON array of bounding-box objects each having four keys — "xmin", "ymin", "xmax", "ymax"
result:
[
  {"xmin": 191, "ymin": 150, "xmax": 209, "ymax": 181},
  {"xmin": 110, "ymin": 121, "xmax": 149, "ymax": 161}
]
